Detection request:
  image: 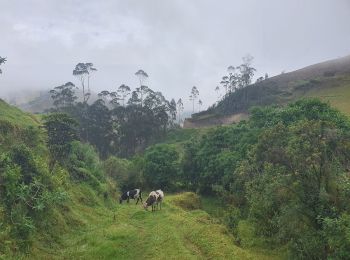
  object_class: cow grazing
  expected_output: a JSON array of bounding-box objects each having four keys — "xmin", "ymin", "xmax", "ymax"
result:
[
  {"xmin": 119, "ymin": 189, "xmax": 142, "ymax": 204},
  {"xmin": 143, "ymin": 190, "xmax": 165, "ymax": 211},
  {"xmin": 155, "ymin": 189, "xmax": 164, "ymax": 210},
  {"xmin": 143, "ymin": 191, "xmax": 159, "ymax": 211}
]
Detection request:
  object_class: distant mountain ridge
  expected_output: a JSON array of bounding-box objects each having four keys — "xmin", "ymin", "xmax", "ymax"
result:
[{"xmin": 2, "ymin": 89, "xmax": 99, "ymax": 113}]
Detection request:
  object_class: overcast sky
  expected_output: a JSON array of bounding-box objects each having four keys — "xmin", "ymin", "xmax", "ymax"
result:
[{"xmin": 0, "ymin": 0, "xmax": 349, "ymax": 110}]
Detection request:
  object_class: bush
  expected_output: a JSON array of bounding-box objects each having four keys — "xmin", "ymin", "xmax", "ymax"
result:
[
  {"xmin": 0, "ymin": 145, "xmax": 68, "ymax": 252},
  {"xmin": 103, "ymin": 156, "xmax": 131, "ymax": 184},
  {"xmin": 143, "ymin": 144, "xmax": 179, "ymax": 190},
  {"xmin": 172, "ymin": 192, "xmax": 202, "ymax": 210}
]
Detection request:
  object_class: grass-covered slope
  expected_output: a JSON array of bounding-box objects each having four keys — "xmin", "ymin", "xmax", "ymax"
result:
[
  {"xmin": 0, "ymin": 99, "xmax": 40, "ymax": 127},
  {"xmin": 306, "ymin": 75, "xmax": 350, "ymax": 114},
  {"xmin": 189, "ymin": 55, "xmax": 350, "ymax": 127},
  {"xmin": 30, "ymin": 193, "xmax": 282, "ymax": 260}
]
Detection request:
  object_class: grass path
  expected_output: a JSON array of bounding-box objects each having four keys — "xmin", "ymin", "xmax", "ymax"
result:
[{"xmin": 31, "ymin": 193, "xmax": 282, "ymax": 260}]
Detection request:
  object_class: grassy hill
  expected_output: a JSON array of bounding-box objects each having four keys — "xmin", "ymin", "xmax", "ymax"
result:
[
  {"xmin": 187, "ymin": 55, "xmax": 350, "ymax": 127},
  {"xmin": 0, "ymin": 99, "xmax": 40, "ymax": 127}
]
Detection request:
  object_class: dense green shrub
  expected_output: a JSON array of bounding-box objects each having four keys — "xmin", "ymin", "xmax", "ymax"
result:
[
  {"xmin": 171, "ymin": 192, "xmax": 202, "ymax": 210},
  {"xmin": 68, "ymin": 141, "xmax": 105, "ymax": 193},
  {"xmin": 0, "ymin": 145, "xmax": 67, "ymax": 252},
  {"xmin": 43, "ymin": 113, "xmax": 78, "ymax": 166},
  {"xmin": 143, "ymin": 144, "xmax": 179, "ymax": 190},
  {"xmin": 103, "ymin": 156, "xmax": 131, "ymax": 184},
  {"xmin": 103, "ymin": 156, "xmax": 144, "ymax": 192}
]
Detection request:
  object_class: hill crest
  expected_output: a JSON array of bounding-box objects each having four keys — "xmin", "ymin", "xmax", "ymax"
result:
[{"xmin": 185, "ymin": 55, "xmax": 350, "ymax": 128}]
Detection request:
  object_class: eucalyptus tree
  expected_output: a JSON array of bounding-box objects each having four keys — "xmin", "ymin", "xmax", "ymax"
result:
[
  {"xmin": 0, "ymin": 56, "xmax": 6, "ymax": 74},
  {"xmin": 135, "ymin": 69, "xmax": 149, "ymax": 107},
  {"xmin": 198, "ymin": 99, "xmax": 203, "ymax": 112},
  {"xmin": 237, "ymin": 55, "xmax": 256, "ymax": 103},
  {"xmin": 176, "ymin": 98, "xmax": 184, "ymax": 124},
  {"xmin": 128, "ymin": 90, "xmax": 141, "ymax": 106},
  {"xmin": 215, "ymin": 86, "xmax": 221, "ymax": 102},
  {"xmin": 118, "ymin": 84, "xmax": 131, "ymax": 107},
  {"xmin": 73, "ymin": 62, "xmax": 97, "ymax": 102},
  {"xmin": 189, "ymin": 86, "xmax": 199, "ymax": 113},
  {"xmin": 97, "ymin": 90, "xmax": 111, "ymax": 103},
  {"xmin": 49, "ymin": 82, "xmax": 78, "ymax": 109},
  {"xmin": 86, "ymin": 63, "xmax": 97, "ymax": 93},
  {"xmin": 220, "ymin": 76, "xmax": 229, "ymax": 95},
  {"xmin": 227, "ymin": 65, "xmax": 238, "ymax": 93},
  {"xmin": 238, "ymin": 55, "xmax": 256, "ymax": 88},
  {"xmin": 109, "ymin": 91, "xmax": 120, "ymax": 107},
  {"xmin": 169, "ymin": 98, "xmax": 177, "ymax": 123}
]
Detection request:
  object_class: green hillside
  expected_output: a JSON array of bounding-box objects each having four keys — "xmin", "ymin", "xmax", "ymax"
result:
[
  {"xmin": 190, "ymin": 55, "xmax": 350, "ymax": 126},
  {"xmin": 306, "ymin": 75, "xmax": 350, "ymax": 115},
  {"xmin": 0, "ymin": 99, "xmax": 40, "ymax": 127}
]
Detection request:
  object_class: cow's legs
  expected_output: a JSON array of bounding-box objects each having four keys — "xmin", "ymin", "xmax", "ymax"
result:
[
  {"xmin": 127, "ymin": 197, "xmax": 130, "ymax": 203},
  {"xmin": 136, "ymin": 197, "xmax": 139, "ymax": 205}
]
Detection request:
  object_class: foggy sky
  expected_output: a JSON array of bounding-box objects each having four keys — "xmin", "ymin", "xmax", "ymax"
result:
[{"xmin": 0, "ymin": 0, "xmax": 349, "ymax": 110}]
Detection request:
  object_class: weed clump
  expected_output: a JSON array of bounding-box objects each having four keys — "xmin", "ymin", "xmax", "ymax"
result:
[{"xmin": 172, "ymin": 192, "xmax": 202, "ymax": 210}]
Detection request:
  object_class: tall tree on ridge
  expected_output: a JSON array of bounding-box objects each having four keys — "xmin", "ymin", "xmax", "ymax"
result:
[
  {"xmin": 0, "ymin": 56, "xmax": 6, "ymax": 74},
  {"xmin": 177, "ymin": 98, "xmax": 184, "ymax": 124},
  {"xmin": 215, "ymin": 86, "xmax": 221, "ymax": 102},
  {"xmin": 189, "ymin": 86, "xmax": 199, "ymax": 113},
  {"xmin": 238, "ymin": 55, "xmax": 256, "ymax": 103},
  {"xmin": 73, "ymin": 62, "xmax": 97, "ymax": 103},
  {"xmin": 169, "ymin": 98, "xmax": 177, "ymax": 123},
  {"xmin": 220, "ymin": 76, "xmax": 229, "ymax": 95},
  {"xmin": 50, "ymin": 82, "xmax": 78, "ymax": 109},
  {"xmin": 86, "ymin": 63, "xmax": 97, "ymax": 93},
  {"xmin": 227, "ymin": 65, "xmax": 238, "ymax": 93},
  {"xmin": 135, "ymin": 69, "xmax": 149, "ymax": 107},
  {"xmin": 198, "ymin": 99, "xmax": 203, "ymax": 112},
  {"xmin": 118, "ymin": 84, "xmax": 131, "ymax": 107},
  {"xmin": 238, "ymin": 54, "xmax": 256, "ymax": 88}
]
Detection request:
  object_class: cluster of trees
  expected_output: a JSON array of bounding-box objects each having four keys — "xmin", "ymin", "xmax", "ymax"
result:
[
  {"xmin": 179, "ymin": 99, "xmax": 350, "ymax": 258},
  {"xmin": 214, "ymin": 55, "xmax": 257, "ymax": 101},
  {"xmin": 200, "ymin": 55, "xmax": 272, "ymax": 117},
  {"xmin": 189, "ymin": 86, "xmax": 202, "ymax": 113},
  {"xmin": 49, "ymin": 64, "xmax": 182, "ymax": 158}
]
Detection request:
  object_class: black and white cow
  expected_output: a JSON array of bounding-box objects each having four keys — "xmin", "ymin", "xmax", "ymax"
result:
[{"xmin": 119, "ymin": 189, "xmax": 142, "ymax": 204}]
